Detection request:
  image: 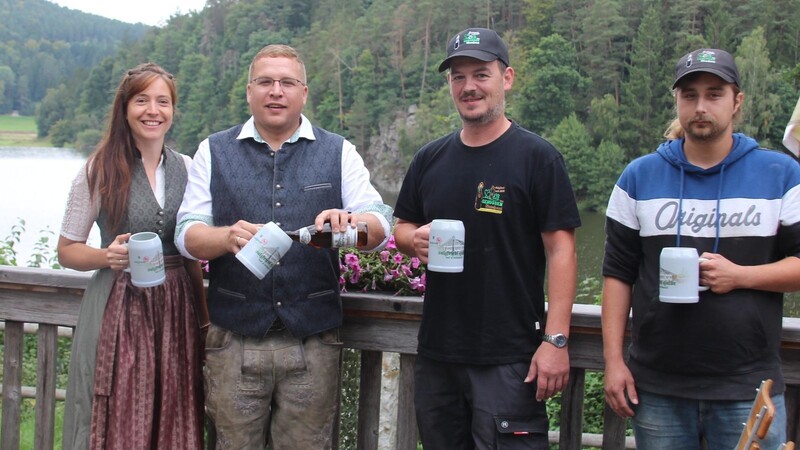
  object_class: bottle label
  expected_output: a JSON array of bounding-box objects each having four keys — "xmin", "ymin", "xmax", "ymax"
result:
[
  {"xmin": 298, "ymin": 227, "xmax": 312, "ymax": 245},
  {"xmin": 333, "ymin": 227, "xmax": 357, "ymax": 247}
]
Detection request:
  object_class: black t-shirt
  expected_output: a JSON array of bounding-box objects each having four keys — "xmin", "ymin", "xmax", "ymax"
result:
[{"xmin": 394, "ymin": 122, "xmax": 581, "ymax": 364}]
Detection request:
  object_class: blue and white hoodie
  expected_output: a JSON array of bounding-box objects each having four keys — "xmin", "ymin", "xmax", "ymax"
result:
[{"xmin": 603, "ymin": 133, "xmax": 800, "ymax": 400}]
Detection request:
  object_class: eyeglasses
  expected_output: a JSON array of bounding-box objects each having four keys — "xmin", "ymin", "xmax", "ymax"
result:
[{"xmin": 250, "ymin": 77, "xmax": 306, "ymax": 89}]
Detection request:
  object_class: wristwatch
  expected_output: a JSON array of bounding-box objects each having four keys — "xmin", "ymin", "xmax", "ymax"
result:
[{"xmin": 542, "ymin": 333, "xmax": 568, "ymax": 348}]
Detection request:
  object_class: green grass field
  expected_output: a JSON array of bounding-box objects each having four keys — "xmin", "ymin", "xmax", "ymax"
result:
[{"xmin": 0, "ymin": 114, "xmax": 52, "ymax": 147}]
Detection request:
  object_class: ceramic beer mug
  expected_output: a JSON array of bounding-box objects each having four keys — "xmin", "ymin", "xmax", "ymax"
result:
[
  {"xmin": 236, "ymin": 221, "xmax": 293, "ymax": 280},
  {"xmin": 126, "ymin": 232, "xmax": 166, "ymax": 288},
  {"xmin": 428, "ymin": 219, "xmax": 465, "ymax": 273},
  {"xmin": 659, "ymin": 247, "xmax": 709, "ymax": 303}
]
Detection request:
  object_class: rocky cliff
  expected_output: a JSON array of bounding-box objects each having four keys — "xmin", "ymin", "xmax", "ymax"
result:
[{"xmin": 360, "ymin": 106, "xmax": 419, "ymax": 207}]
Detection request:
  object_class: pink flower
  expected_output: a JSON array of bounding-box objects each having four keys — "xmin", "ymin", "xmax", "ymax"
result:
[
  {"xmin": 338, "ymin": 233, "xmax": 426, "ymax": 296},
  {"xmin": 410, "ymin": 276, "xmax": 425, "ymax": 292},
  {"xmin": 344, "ymin": 252, "xmax": 360, "ymax": 267}
]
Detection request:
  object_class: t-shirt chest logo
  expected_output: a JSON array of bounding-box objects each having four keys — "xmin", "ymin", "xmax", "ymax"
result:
[{"xmin": 474, "ymin": 182, "xmax": 505, "ymax": 214}]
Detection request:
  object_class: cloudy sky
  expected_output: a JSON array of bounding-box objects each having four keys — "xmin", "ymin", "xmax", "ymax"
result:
[{"xmin": 50, "ymin": 0, "xmax": 207, "ymax": 26}]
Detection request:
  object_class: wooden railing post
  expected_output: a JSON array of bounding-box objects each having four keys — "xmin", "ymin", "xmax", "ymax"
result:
[
  {"xmin": 602, "ymin": 402, "xmax": 629, "ymax": 449},
  {"xmin": 396, "ymin": 354, "xmax": 417, "ymax": 450},
  {"xmin": 559, "ymin": 367, "xmax": 586, "ymax": 450},
  {"xmin": 34, "ymin": 324, "xmax": 57, "ymax": 450},
  {"xmin": 1, "ymin": 321, "xmax": 24, "ymax": 450},
  {"xmin": 357, "ymin": 350, "xmax": 382, "ymax": 449}
]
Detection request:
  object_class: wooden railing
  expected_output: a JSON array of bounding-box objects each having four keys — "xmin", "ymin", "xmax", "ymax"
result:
[{"xmin": 1, "ymin": 265, "xmax": 799, "ymax": 449}]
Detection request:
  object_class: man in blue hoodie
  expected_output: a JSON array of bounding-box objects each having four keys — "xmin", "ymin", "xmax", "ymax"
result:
[{"xmin": 602, "ymin": 48, "xmax": 800, "ymax": 449}]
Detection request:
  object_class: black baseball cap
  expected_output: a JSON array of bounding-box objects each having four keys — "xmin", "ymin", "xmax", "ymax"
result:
[
  {"xmin": 438, "ymin": 28, "xmax": 509, "ymax": 72},
  {"xmin": 672, "ymin": 48, "xmax": 740, "ymax": 89}
]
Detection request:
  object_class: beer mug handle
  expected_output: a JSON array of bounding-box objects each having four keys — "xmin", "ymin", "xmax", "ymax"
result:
[
  {"xmin": 121, "ymin": 242, "xmax": 131, "ymax": 272},
  {"xmin": 698, "ymin": 257, "xmax": 709, "ymax": 291}
]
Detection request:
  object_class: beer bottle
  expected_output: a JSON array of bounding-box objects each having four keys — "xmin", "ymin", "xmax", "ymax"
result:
[{"xmin": 286, "ymin": 221, "xmax": 368, "ymax": 248}]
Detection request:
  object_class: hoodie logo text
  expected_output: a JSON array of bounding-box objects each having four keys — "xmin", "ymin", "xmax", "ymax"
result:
[{"xmin": 655, "ymin": 201, "xmax": 761, "ymax": 233}]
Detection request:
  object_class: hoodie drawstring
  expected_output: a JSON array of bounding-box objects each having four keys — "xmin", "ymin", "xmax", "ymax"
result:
[
  {"xmin": 712, "ymin": 165, "xmax": 725, "ymax": 253},
  {"xmin": 675, "ymin": 164, "xmax": 724, "ymax": 253},
  {"xmin": 676, "ymin": 167, "xmax": 685, "ymax": 247}
]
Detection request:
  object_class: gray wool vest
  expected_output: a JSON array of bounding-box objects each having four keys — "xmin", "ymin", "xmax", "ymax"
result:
[
  {"xmin": 97, "ymin": 148, "xmax": 187, "ymax": 256},
  {"xmin": 207, "ymin": 123, "xmax": 344, "ymax": 338}
]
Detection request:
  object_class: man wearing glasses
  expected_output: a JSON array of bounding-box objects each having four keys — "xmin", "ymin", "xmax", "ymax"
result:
[{"xmin": 175, "ymin": 44, "xmax": 392, "ymax": 449}]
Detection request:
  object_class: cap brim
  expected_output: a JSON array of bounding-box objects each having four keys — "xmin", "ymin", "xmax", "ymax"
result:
[
  {"xmin": 438, "ymin": 49, "xmax": 502, "ymax": 72},
  {"xmin": 672, "ymin": 68, "xmax": 737, "ymax": 89}
]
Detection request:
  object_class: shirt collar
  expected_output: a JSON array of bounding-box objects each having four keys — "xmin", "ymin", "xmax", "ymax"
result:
[{"xmin": 236, "ymin": 114, "xmax": 316, "ymax": 147}]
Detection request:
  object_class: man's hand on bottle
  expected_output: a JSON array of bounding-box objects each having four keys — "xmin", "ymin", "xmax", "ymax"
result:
[{"xmin": 315, "ymin": 209, "xmax": 355, "ymax": 233}]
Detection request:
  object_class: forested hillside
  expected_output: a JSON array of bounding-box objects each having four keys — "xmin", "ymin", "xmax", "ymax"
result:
[
  {"xmin": 0, "ymin": 0, "xmax": 150, "ymax": 115},
  {"xmin": 31, "ymin": 0, "xmax": 800, "ymax": 208}
]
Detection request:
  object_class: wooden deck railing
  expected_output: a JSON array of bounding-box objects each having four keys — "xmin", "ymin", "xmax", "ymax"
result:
[{"xmin": 1, "ymin": 265, "xmax": 799, "ymax": 449}]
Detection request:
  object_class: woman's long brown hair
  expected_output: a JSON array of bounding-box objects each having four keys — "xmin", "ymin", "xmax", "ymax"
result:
[{"xmin": 85, "ymin": 63, "xmax": 177, "ymax": 234}]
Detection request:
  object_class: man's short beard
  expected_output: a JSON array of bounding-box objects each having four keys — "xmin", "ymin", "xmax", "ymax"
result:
[
  {"xmin": 460, "ymin": 103, "xmax": 504, "ymax": 126},
  {"xmin": 685, "ymin": 119, "xmax": 724, "ymax": 141}
]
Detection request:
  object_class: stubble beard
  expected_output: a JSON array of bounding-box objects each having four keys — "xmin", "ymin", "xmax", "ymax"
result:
[
  {"xmin": 685, "ymin": 117, "xmax": 725, "ymax": 142},
  {"xmin": 459, "ymin": 102, "xmax": 504, "ymax": 126}
]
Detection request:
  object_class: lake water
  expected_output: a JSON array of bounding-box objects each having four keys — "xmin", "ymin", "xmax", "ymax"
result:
[
  {"xmin": 0, "ymin": 147, "xmax": 100, "ymax": 265},
  {"xmin": 1, "ymin": 146, "xmax": 797, "ymax": 316}
]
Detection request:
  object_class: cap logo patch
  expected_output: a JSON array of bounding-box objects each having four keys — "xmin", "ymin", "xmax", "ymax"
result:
[
  {"xmin": 464, "ymin": 31, "xmax": 481, "ymax": 45},
  {"xmin": 453, "ymin": 34, "xmax": 460, "ymax": 50},
  {"xmin": 697, "ymin": 50, "xmax": 717, "ymax": 64},
  {"xmin": 686, "ymin": 54, "xmax": 692, "ymax": 68}
]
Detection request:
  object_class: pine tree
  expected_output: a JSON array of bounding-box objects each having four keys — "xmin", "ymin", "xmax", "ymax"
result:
[
  {"xmin": 736, "ymin": 28, "xmax": 781, "ymax": 146},
  {"xmin": 618, "ymin": 4, "xmax": 672, "ymax": 158}
]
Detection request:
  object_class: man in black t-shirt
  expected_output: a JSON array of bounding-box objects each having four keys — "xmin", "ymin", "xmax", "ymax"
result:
[{"xmin": 393, "ymin": 27, "xmax": 581, "ymax": 449}]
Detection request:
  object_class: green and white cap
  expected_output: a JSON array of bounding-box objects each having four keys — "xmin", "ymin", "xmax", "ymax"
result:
[
  {"xmin": 673, "ymin": 48, "xmax": 740, "ymax": 89},
  {"xmin": 438, "ymin": 28, "xmax": 509, "ymax": 72}
]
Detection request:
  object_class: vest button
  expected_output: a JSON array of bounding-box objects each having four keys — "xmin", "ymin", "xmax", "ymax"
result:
[
  {"xmin": 157, "ymin": 210, "xmax": 165, "ymax": 216},
  {"xmin": 276, "ymin": 184, "xmax": 282, "ymax": 189},
  {"xmin": 276, "ymin": 302, "xmax": 282, "ymax": 307},
  {"xmin": 275, "ymin": 202, "xmax": 282, "ymax": 207},
  {"xmin": 157, "ymin": 220, "xmax": 164, "ymax": 225}
]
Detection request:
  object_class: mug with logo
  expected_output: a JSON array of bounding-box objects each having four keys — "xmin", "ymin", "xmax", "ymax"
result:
[
  {"xmin": 236, "ymin": 222, "xmax": 293, "ymax": 280},
  {"xmin": 659, "ymin": 247, "xmax": 709, "ymax": 303},
  {"xmin": 126, "ymin": 232, "xmax": 166, "ymax": 288},
  {"xmin": 428, "ymin": 219, "xmax": 465, "ymax": 273}
]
